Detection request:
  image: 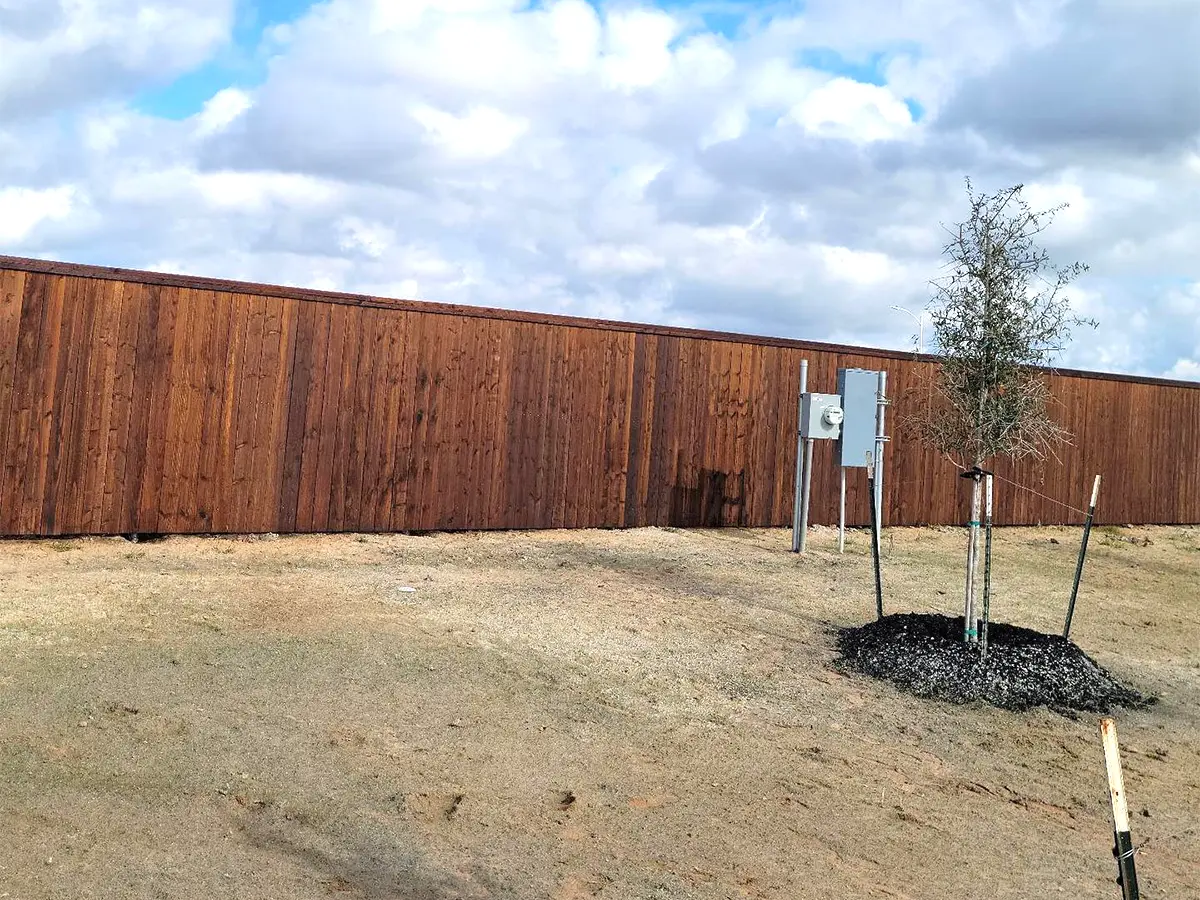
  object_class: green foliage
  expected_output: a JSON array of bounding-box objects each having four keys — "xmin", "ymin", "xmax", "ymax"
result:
[{"xmin": 917, "ymin": 180, "xmax": 1095, "ymax": 465}]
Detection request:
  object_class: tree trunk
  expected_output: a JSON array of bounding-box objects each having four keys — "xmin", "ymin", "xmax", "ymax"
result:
[{"xmin": 963, "ymin": 470, "xmax": 983, "ymax": 644}]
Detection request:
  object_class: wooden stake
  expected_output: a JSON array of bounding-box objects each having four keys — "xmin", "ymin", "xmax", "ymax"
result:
[
  {"xmin": 980, "ymin": 473, "xmax": 994, "ymax": 658},
  {"xmin": 962, "ymin": 470, "xmax": 983, "ymax": 643},
  {"xmin": 1100, "ymin": 717, "xmax": 1139, "ymax": 900}
]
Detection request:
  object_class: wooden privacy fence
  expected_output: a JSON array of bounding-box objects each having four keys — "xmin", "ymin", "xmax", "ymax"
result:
[{"xmin": 0, "ymin": 255, "xmax": 1197, "ymax": 536}]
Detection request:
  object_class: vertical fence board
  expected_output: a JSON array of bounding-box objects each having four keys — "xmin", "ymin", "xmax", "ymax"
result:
[
  {"xmin": 327, "ymin": 306, "xmax": 364, "ymax": 532},
  {"xmin": 25, "ymin": 276, "xmax": 67, "ymax": 533},
  {"xmin": 79, "ymin": 280, "xmax": 122, "ymax": 533},
  {"xmin": 380, "ymin": 311, "xmax": 418, "ymax": 531}
]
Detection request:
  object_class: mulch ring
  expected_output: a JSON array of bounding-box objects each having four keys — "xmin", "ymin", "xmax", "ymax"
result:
[{"xmin": 835, "ymin": 612, "xmax": 1152, "ymax": 714}]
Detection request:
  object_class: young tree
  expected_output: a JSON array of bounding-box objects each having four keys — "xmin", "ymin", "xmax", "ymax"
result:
[{"xmin": 914, "ymin": 180, "xmax": 1094, "ymax": 644}]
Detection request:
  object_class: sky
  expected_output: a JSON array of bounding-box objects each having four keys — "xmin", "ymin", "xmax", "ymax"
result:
[{"xmin": 1, "ymin": 0, "xmax": 1199, "ymax": 381}]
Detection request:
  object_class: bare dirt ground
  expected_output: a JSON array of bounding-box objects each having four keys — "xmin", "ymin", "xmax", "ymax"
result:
[{"xmin": 1, "ymin": 523, "xmax": 1197, "ymax": 899}]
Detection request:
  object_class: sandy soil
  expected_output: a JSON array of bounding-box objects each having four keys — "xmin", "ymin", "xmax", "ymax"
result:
[{"xmin": 1, "ymin": 523, "xmax": 1197, "ymax": 899}]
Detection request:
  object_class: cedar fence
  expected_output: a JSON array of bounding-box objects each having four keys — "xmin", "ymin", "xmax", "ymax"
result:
[{"xmin": 0, "ymin": 255, "xmax": 1197, "ymax": 536}]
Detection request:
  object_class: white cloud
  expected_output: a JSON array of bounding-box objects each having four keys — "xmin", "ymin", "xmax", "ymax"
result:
[
  {"xmin": 197, "ymin": 171, "xmax": 340, "ymax": 210},
  {"xmin": 0, "ymin": 0, "xmax": 234, "ymax": 118},
  {"xmin": 548, "ymin": 0, "xmax": 603, "ymax": 73},
  {"xmin": 1167, "ymin": 358, "xmax": 1200, "ymax": 380},
  {"xmin": 785, "ymin": 78, "xmax": 915, "ymax": 142},
  {"xmin": 673, "ymin": 34, "xmax": 736, "ymax": 88},
  {"xmin": 1022, "ymin": 178, "xmax": 1091, "ymax": 237},
  {"xmin": 0, "ymin": 186, "xmax": 76, "ymax": 245},
  {"xmin": 701, "ymin": 106, "xmax": 748, "ymax": 148},
  {"xmin": 410, "ymin": 104, "xmax": 529, "ymax": 159},
  {"xmin": 110, "ymin": 167, "xmax": 340, "ymax": 212},
  {"xmin": 819, "ymin": 245, "xmax": 903, "ymax": 286},
  {"xmin": 601, "ymin": 8, "xmax": 680, "ymax": 90},
  {"xmin": 82, "ymin": 111, "xmax": 129, "ymax": 153},
  {"xmin": 1, "ymin": 0, "xmax": 1199, "ymax": 381},
  {"xmin": 1163, "ymin": 283, "xmax": 1200, "ymax": 317},
  {"xmin": 337, "ymin": 217, "xmax": 394, "ymax": 259},
  {"xmin": 195, "ymin": 88, "xmax": 253, "ymax": 137},
  {"xmin": 575, "ymin": 243, "xmax": 665, "ymax": 275}
]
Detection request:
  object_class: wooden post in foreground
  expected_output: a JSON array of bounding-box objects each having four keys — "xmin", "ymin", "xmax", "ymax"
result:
[{"xmin": 1100, "ymin": 717, "xmax": 1139, "ymax": 900}]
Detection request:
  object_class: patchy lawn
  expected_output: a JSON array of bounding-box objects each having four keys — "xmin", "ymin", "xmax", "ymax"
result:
[{"xmin": 1, "ymin": 524, "xmax": 1198, "ymax": 899}]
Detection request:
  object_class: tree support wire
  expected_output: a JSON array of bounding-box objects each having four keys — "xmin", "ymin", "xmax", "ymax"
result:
[{"xmin": 946, "ymin": 457, "xmax": 1091, "ymax": 518}]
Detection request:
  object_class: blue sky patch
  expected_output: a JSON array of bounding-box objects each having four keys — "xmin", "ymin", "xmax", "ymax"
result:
[
  {"xmin": 567, "ymin": 0, "xmax": 761, "ymax": 39},
  {"xmin": 798, "ymin": 42, "xmax": 922, "ymax": 82},
  {"xmin": 799, "ymin": 47, "xmax": 889, "ymax": 86},
  {"xmin": 133, "ymin": 0, "xmax": 317, "ymax": 120},
  {"xmin": 657, "ymin": 0, "xmax": 754, "ymax": 38}
]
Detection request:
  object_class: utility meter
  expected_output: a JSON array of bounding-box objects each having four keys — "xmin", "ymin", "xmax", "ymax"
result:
[{"xmin": 800, "ymin": 392, "xmax": 843, "ymax": 440}]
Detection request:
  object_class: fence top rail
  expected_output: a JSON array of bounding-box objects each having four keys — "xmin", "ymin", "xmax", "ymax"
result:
[{"xmin": 3, "ymin": 254, "xmax": 1197, "ymax": 391}]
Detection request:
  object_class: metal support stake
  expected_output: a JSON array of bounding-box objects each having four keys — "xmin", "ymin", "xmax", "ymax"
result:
[
  {"xmin": 1100, "ymin": 717, "xmax": 1140, "ymax": 900},
  {"xmin": 1064, "ymin": 475, "xmax": 1102, "ymax": 639},
  {"xmin": 873, "ymin": 371, "xmax": 888, "ymax": 534},
  {"xmin": 838, "ymin": 468, "xmax": 847, "ymax": 554},
  {"xmin": 791, "ymin": 360, "xmax": 809, "ymax": 553},
  {"xmin": 981, "ymin": 473, "xmax": 994, "ymax": 658},
  {"xmin": 867, "ymin": 462, "xmax": 884, "ymax": 620}
]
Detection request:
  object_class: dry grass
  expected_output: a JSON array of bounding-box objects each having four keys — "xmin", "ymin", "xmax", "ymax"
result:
[{"xmin": 1, "ymin": 524, "xmax": 1197, "ymax": 899}]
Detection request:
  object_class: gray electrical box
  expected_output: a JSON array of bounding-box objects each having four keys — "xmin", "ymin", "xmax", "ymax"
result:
[
  {"xmin": 837, "ymin": 368, "xmax": 879, "ymax": 468},
  {"xmin": 800, "ymin": 393, "xmax": 843, "ymax": 440}
]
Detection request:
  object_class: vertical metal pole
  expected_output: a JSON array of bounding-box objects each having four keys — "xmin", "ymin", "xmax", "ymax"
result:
[
  {"xmin": 838, "ymin": 468, "xmax": 846, "ymax": 554},
  {"xmin": 791, "ymin": 360, "xmax": 809, "ymax": 553},
  {"xmin": 799, "ymin": 439, "xmax": 814, "ymax": 553},
  {"xmin": 873, "ymin": 371, "xmax": 887, "ymax": 534},
  {"xmin": 867, "ymin": 463, "xmax": 884, "ymax": 619},
  {"xmin": 1100, "ymin": 717, "xmax": 1140, "ymax": 900},
  {"xmin": 1065, "ymin": 475, "xmax": 1102, "ymax": 639},
  {"xmin": 981, "ymin": 473, "xmax": 994, "ymax": 658}
]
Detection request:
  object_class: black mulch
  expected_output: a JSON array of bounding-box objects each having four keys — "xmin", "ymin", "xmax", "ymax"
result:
[{"xmin": 835, "ymin": 613, "xmax": 1152, "ymax": 714}]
